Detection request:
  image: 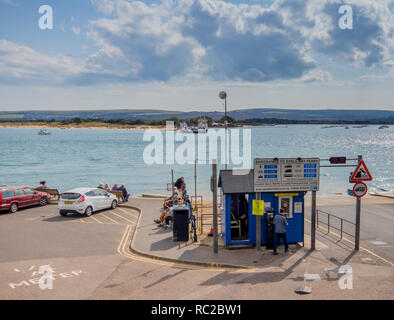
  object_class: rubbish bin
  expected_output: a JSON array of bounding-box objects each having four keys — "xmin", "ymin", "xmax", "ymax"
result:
[
  {"xmin": 265, "ymin": 207, "xmax": 275, "ymax": 249},
  {"xmin": 173, "ymin": 207, "xmax": 189, "ymax": 242}
]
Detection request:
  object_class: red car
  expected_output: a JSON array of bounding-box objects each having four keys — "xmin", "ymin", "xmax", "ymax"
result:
[{"xmin": 0, "ymin": 186, "xmax": 51, "ymax": 213}]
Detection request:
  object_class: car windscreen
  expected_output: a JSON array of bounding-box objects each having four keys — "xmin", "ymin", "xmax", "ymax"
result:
[{"xmin": 61, "ymin": 193, "xmax": 81, "ymax": 200}]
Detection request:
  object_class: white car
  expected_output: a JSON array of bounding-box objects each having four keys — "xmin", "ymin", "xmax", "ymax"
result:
[{"xmin": 58, "ymin": 188, "xmax": 118, "ymax": 217}]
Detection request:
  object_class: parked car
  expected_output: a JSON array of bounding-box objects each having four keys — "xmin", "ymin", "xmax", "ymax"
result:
[
  {"xmin": 0, "ymin": 186, "xmax": 50, "ymax": 213},
  {"xmin": 58, "ymin": 188, "xmax": 118, "ymax": 217}
]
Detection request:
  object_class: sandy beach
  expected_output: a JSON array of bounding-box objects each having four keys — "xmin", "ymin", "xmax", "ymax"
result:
[{"xmin": 0, "ymin": 122, "xmax": 166, "ymax": 130}]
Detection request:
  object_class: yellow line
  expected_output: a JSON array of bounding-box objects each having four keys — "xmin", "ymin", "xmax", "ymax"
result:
[
  {"xmin": 108, "ymin": 211, "xmax": 136, "ymax": 224},
  {"xmin": 98, "ymin": 213, "xmax": 120, "ymax": 224},
  {"xmin": 116, "ymin": 224, "xmax": 251, "ymax": 272},
  {"xmin": 89, "ymin": 215, "xmax": 103, "ymax": 224},
  {"xmin": 117, "ymin": 207, "xmax": 138, "ymax": 220}
]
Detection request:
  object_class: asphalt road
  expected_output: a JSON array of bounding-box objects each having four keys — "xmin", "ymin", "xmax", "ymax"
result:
[
  {"xmin": 0, "ymin": 200, "xmax": 393, "ymax": 300},
  {"xmin": 304, "ymin": 201, "xmax": 394, "ymax": 264}
]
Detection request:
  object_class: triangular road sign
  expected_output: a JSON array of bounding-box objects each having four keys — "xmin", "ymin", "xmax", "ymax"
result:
[{"xmin": 350, "ymin": 160, "xmax": 372, "ymax": 182}]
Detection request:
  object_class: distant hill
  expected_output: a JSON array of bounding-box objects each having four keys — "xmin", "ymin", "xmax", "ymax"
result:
[{"xmin": 0, "ymin": 108, "xmax": 393, "ymax": 123}]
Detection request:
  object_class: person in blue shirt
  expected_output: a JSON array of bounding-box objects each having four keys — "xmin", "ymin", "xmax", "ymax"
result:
[{"xmin": 273, "ymin": 208, "xmax": 289, "ymax": 255}]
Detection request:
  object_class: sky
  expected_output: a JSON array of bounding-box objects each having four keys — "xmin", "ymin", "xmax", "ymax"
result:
[{"xmin": 1, "ymin": 0, "xmax": 394, "ymax": 112}]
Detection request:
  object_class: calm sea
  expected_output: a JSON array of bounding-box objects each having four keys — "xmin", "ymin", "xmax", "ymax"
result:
[{"xmin": 0, "ymin": 125, "xmax": 392, "ymax": 198}]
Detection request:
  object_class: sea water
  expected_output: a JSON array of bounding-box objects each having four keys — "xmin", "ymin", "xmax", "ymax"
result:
[{"xmin": 0, "ymin": 125, "xmax": 392, "ymax": 198}]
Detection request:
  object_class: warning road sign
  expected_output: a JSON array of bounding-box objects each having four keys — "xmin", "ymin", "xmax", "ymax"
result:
[
  {"xmin": 350, "ymin": 160, "xmax": 372, "ymax": 182},
  {"xmin": 353, "ymin": 182, "xmax": 368, "ymax": 198}
]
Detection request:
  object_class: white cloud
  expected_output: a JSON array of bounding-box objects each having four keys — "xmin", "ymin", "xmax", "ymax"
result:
[{"xmin": 1, "ymin": 0, "xmax": 394, "ymax": 86}]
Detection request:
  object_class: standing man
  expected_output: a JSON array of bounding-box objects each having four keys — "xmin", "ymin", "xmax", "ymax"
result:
[
  {"xmin": 273, "ymin": 208, "xmax": 289, "ymax": 255},
  {"xmin": 174, "ymin": 176, "xmax": 185, "ymax": 190}
]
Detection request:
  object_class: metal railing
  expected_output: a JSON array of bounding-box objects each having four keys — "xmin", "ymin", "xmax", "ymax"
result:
[{"xmin": 317, "ymin": 209, "xmax": 355, "ymax": 240}]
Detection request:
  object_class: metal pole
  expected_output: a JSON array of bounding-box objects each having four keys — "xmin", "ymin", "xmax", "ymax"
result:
[
  {"xmin": 171, "ymin": 169, "xmax": 174, "ymax": 196},
  {"xmin": 212, "ymin": 159, "xmax": 219, "ymax": 254},
  {"xmin": 194, "ymin": 160, "xmax": 197, "ymax": 211},
  {"xmin": 355, "ymin": 155, "xmax": 362, "ymax": 250},
  {"xmin": 311, "ymin": 190, "xmax": 316, "ymax": 250},
  {"xmin": 256, "ymin": 192, "xmax": 261, "ymax": 252},
  {"xmin": 224, "ymin": 97, "xmax": 228, "ymax": 170}
]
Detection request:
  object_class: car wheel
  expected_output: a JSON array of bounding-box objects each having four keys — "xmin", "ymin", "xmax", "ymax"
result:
[
  {"xmin": 59, "ymin": 211, "xmax": 68, "ymax": 216},
  {"xmin": 40, "ymin": 197, "xmax": 48, "ymax": 206},
  {"xmin": 111, "ymin": 200, "xmax": 117, "ymax": 209},
  {"xmin": 85, "ymin": 206, "xmax": 93, "ymax": 217},
  {"xmin": 9, "ymin": 203, "xmax": 18, "ymax": 214}
]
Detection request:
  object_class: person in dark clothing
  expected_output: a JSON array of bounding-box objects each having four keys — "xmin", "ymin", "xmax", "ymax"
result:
[
  {"xmin": 174, "ymin": 176, "xmax": 184, "ymax": 190},
  {"xmin": 273, "ymin": 208, "xmax": 289, "ymax": 255},
  {"xmin": 120, "ymin": 184, "xmax": 130, "ymax": 202}
]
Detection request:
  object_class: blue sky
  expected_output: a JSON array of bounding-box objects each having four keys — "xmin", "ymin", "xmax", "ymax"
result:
[{"xmin": 0, "ymin": 0, "xmax": 394, "ymax": 111}]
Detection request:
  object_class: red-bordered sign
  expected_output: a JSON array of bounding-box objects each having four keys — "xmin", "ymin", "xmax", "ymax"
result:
[
  {"xmin": 353, "ymin": 182, "xmax": 368, "ymax": 198},
  {"xmin": 350, "ymin": 160, "xmax": 372, "ymax": 182}
]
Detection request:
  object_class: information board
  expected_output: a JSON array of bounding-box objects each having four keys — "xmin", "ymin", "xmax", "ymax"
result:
[{"xmin": 254, "ymin": 158, "xmax": 320, "ymax": 192}]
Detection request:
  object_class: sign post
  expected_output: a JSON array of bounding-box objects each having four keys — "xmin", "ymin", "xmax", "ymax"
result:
[
  {"xmin": 349, "ymin": 155, "xmax": 372, "ymax": 251},
  {"xmin": 211, "ymin": 160, "xmax": 218, "ymax": 254},
  {"xmin": 253, "ymin": 195, "xmax": 264, "ymax": 252}
]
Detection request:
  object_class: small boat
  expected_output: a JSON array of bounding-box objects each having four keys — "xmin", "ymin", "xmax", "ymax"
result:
[
  {"xmin": 179, "ymin": 118, "xmax": 209, "ymax": 133},
  {"xmin": 38, "ymin": 129, "xmax": 51, "ymax": 135},
  {"xmin": 196, "ymin": 118, "xmax": 208, "ymax": 133},
  {"xmin": 378, "ymin": 125, "xmax": 389, "ymax": 129},
  {"xmin": 179, "ymin": 122, "xmax": 193, "ymax": 133}
]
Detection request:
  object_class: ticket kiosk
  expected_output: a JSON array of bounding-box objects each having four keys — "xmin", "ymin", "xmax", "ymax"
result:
[{"xmin": 219, "ymin": 170, "xmax": 305, "ymax": 247}]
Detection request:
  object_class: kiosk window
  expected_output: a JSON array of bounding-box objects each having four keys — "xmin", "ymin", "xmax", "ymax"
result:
[{"xmin": 279, "ymin": 197, "xmax": 293, "ymax": 219}]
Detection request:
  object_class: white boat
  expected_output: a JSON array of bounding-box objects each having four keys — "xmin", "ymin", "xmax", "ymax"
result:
[
  {"xmin": 179, "ymin": 118, "xmax": 209, "ymax": 133},
  {"xmin": 38, "ymin": 129, "xmax": 51, "ymax": 135},
  {"xmin": 179, "ymin": 122, "xmax": 194, "ymax": 133},
  {"xmin": 197, "ymin": 118, "xmax": 208, "ymax": 133}
]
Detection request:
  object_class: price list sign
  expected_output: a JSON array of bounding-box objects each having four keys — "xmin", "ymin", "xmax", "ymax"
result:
[{"xmin": 254, "ymin": 158, "xmax": 320, "ymax": 192}]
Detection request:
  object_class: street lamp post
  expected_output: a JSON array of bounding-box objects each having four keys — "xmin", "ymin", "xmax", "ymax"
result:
[{"xmin": 219, "ymin": 91, "xmax": 228, "ymax": 170}]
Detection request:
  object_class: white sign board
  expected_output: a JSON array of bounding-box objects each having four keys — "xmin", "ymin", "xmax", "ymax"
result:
[{"xmin": 254, "ymin": 158, "xmax": 320, "ymax": 192}]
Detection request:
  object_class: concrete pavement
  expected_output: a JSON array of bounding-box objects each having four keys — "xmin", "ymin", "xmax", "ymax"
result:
[{"xmin": 0, "ymin": 197, "xmax": 393, "ymax": 299}]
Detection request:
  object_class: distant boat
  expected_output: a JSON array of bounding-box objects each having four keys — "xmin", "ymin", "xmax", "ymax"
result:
[
  {"xmin": 38, "ymin": 129, "xmax": 51, "ymax": 135},
  {"xmin": 378, "ymin": 125, "xmax": 389, "ymax": 129},
  {"xmin": 179, "ymin": 118, "xmax": 208, "ymax": 133},
  {"xmin": 179, "ymin": 122, "xmax": 193, "ymax": 133}
]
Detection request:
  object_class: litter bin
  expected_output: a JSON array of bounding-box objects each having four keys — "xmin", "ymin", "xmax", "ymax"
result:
[
  {"xmin": 173, "ymin": 206, "xmax": 189, "ymax": 242},
  {"xmin": 265, "ymin": 207, "xmax": 275, "ymax": 249}
]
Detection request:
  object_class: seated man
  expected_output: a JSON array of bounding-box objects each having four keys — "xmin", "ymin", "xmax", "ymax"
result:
[
  {"xmin": 36, "ymin": 181, "xmax": 48, "ymax": 189},
  {"xmin": 163, "ymin": 187, "xmax": 179, "ymax": 208},
  {"xmin": 120, "ymin": 184, "xmax": 130, "ymax": 202},
  {"xmin": 112, "ymin": 184, "xmax": 120, "ymax": 191},
  {"xmin": 97, "ymin": 183, "xmax": 104, "ymax": 189},
  {"xmin": 155, "ymin": 199, "xmax": 182, "ymax": 227}
]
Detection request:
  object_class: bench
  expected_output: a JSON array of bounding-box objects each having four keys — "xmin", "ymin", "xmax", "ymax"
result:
[
  {"xmin": 33, "ymin": 188, "xmax": 60, "ymax": 200},
  {"xmin": 109, "ymin": 190, "xmax": 124, "ymax": 203}
]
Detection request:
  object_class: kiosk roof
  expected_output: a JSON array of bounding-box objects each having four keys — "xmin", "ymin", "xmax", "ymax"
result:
[{"xmin": 218, "ymin": 170, "xmax": 254, "ymax": 194}]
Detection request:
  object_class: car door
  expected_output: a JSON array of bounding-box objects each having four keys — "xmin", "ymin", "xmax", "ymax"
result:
[
  {"xmin": 14, "ymin": 188, "xmax": 27, "ymax": 207},
  {"xmin": 85, "ymin": 190, "xmax": 100, "ymax": 211},
  {"xmin": 23, "ymin": 188, "xmax": 37, "ymax": 206},
  {"xmin": 96, "ymin": 189, "xmax": 111, "ymax": 209}
]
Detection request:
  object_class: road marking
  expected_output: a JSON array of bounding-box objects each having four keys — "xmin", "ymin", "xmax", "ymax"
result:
[
  {"xmin": 98, "ymin": 213, "xmax": 120, "ymax": 224},
  {"xmin": 89, "ymin": 215, "xmax": 103, "ymax": 224},
  {"xmin": 305, "ymin": 218, "xmax": 394, "ymax": 267},
  {"xmin": 117, "ymin": 207, "xmax": 138, "ymax": 220},
  {"xmin": 116, "ymin": 224, "xmax": 254, "ymax": 272},
  {"xmin": 108, "ymin": 211, "xmax": 136, "ymax": 224}
]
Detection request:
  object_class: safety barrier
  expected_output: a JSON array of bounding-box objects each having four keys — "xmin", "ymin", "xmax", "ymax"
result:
[{"xmin": 317, "ymin": 209, "xmax": 355, "ymax": 240}]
